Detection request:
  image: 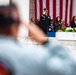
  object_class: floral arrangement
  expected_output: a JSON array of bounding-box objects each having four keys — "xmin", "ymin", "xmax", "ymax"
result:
[{"xmin": 57, "ymin": 27, "xmax": 76, "ymax": 32}]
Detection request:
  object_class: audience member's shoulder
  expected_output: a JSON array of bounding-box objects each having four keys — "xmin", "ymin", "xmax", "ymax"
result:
[{"xmin": 18, "ymin": 42, "xmax": 49, "ymax": 58}]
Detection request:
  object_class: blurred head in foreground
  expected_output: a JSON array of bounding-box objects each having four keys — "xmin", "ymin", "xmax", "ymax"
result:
[
  {"xmin": 0, "ymin": 3, "xmax": 76, "ymax": 75},
  {"xmin": 0, "ymin": 3, "xmax": 47, "ymax": 43},
  {"xmin": 0, "ymin": 4, "xmax": 20, "ymax": 40}
]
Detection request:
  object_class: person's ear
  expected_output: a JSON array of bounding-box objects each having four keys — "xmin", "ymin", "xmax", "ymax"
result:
[{"xmin": 10, "ymin": 23, "xmax": 18, "ymax": 40}]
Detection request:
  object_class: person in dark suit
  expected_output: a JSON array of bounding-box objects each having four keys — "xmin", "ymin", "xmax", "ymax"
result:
[
  {"xmin": 70, "ymin": 16, "xmax": 76, "ymax": 28},
  {"xmin": 37, "ymin": 8, "xmax": 51, "ymax": 35},
  {"xmin": 49, "ymin": 19, "xmax": 54, "ymax": 32}
]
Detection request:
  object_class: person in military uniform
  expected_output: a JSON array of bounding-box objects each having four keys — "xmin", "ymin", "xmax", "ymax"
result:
[{"xmin": 37, "ymin": 8, "xmax": 51, "ymax": 35}]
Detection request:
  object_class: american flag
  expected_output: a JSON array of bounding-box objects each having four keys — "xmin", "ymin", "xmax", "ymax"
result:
[{"xmin": 35, "ymin": 0, "xmax": 73, "ymax": 25}]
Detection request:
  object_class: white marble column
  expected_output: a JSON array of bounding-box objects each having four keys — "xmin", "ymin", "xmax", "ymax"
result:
[
  {"xmin": 0, "ymin": 0, "xmax": 9, "ymax": 5},
  {"xmin": 12, "ymin": 0, "xmax": 30, "ymax": 38},
  {"xmin": 12, "ymin": 0, "xmax": 30, "ymax": 44},
  {"xmin": 12, "ymin": 0, "xmax": 30, "ymax": 22}
]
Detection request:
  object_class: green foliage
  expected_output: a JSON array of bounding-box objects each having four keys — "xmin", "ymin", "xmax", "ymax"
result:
[
  {"xmin": 57, "ymin": 27, "xmax": 76, "ymax": 32},
  {"xmin": 57, "ymin": 30, "xmax": 63, "ymax": 32},
  {"xmin": 73, "ymin": 27, "xmax": 76, "ymax": 32},
  {"xmin": 65, "ymin": 29, "xmax": 74, "ymax": 32}
]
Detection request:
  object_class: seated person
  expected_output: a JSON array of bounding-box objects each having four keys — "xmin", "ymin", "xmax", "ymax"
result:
[
  {"xmin": 30, "ymin": 17, "xmax": 35, "ymax": 24},
  {"xmin": 70, "ymin": 16, "xmax": 76, "ymax": 28},
  {"xmin": 54, "ymin": 16, "xmax": 62, "ymax": 32},
  {"xmin": 0, "ymin": 4, "xmax": 76, "ymax": 75}
]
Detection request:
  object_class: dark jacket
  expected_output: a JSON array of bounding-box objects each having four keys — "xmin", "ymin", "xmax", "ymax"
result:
[
  {"xmin": 70, "ymin": 22, "xmax": 76, "ymax": 28},
  {"xmin": 53, "ymin": 22, "xmax": 62, "ymax": 32},
  {"xmin": 37, "ymin": 14, "xmax": 51, "ymax": 34},
  {"xmin": 53, "ymin": 17, "xmax": 62, "ymax": 32}
]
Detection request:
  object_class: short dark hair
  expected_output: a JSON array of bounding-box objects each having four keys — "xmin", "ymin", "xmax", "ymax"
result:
[
  {"xmin": 44, "ymin": 8, "xmax": 48, "ymax": 11},
  {"xmin": 0, "ymin": 4, "xmax": 20, "ymax": 27}
]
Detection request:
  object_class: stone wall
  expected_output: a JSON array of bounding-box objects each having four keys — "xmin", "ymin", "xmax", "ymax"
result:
[{"xmin": 29, "ymin": 0, "xmax": 35, "ymax": 20}]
